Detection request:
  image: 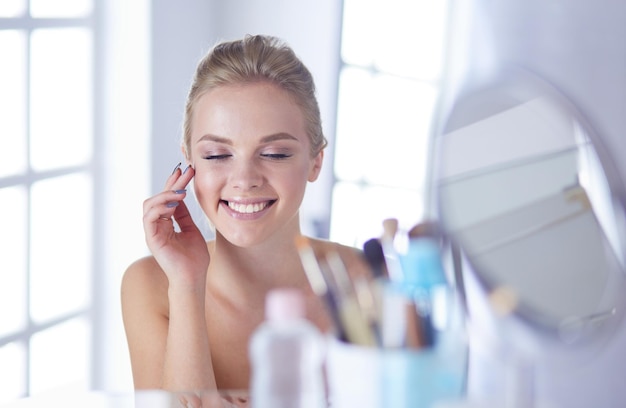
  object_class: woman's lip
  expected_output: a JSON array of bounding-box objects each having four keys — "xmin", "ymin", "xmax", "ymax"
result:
[{"xmin": 222, "ymin": 197, "xmax": 276, "ymax": 205}]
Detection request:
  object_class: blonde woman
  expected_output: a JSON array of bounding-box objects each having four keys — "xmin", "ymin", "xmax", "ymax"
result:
[{"xmin": 121, "ymin": 35, "xmax": 364, "ymax": 398}]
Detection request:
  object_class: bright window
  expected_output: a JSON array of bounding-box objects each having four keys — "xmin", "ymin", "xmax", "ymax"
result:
[
  {"xmin": 0, "ymin": 30, "xmax": 27, "ymax": 177},
  {"xmin": 0, "ymin": 0, "xmax": 26, "ymax": 17},
  {"xmin": 0, "ymin": 1, "xmax": 95, "ymax": 401},
  {"xmin": 29, "ymin": 27, "xmax": 93, "ymax": 171},
  {"xmin": 331, "ymin": 0, "xmax": 449, "ymax": 248}
]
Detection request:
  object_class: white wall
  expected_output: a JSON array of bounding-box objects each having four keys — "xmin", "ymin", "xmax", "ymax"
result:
[{"xmin": 99, "ymin": 0, "xmax": 151, "ymax": 392}]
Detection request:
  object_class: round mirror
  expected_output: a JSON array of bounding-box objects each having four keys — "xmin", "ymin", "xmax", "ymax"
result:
[{"xmin": 434, "ymin": 69, "xmax": 626, "ymax": 348}]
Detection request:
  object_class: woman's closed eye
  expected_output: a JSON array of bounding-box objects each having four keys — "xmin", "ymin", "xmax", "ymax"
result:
[
  {"xmin": 203, "ymin": 154, "xmax": 232, "ymax": 160},
  {"xmin": 261, "ymin": 153, "xmax": 292, "ymax": 160}
]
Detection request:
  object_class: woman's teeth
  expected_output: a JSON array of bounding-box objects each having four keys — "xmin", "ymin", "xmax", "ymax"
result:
[{"xmin": 227, "ymin": 201, "xmax": 269, "ymax": 214}]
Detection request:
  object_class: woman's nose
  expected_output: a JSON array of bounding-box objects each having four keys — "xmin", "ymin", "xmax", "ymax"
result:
[{"xmin": 230, "ymin": 160, "xmax": 263, "ymax": 190}]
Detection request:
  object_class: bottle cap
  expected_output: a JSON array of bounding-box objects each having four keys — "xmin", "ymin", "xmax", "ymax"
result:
[{"xmin": 265, "ymin": 288, "xmax": 305, "ymax": 321}]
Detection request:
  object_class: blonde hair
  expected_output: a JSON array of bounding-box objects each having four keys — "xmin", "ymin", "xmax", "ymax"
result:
[{"xmin": 182, "ymin": 34, "xmax": 327, "ymax": 158}]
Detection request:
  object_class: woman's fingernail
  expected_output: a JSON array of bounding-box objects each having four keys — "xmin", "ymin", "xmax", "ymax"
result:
[
  {"xmin": 174, "ymin": 189, "xmax": 186, "ymax": 194},
  {"xmin": 171, "ymin": 162, "xmax": 182, "ymax": 175},
  {"xmin": 182, "ymin": 164, "xmax": 192, "ymax": 174},
  {"xmin": 166, "ymin": 201, "xmax": 179, "ymax": 208}
]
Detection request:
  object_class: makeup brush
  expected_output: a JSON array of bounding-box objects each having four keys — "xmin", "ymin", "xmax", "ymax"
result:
[
  {"xmin": 362, "ymin": 238, "xmax": 388, "ymax": 280},
  {"xmin": 382, "ymin": 218, "xmax": 399, "ymax": 239},
  {"xmin": 324, "ymin": 251, "xmax": 378, "ymax": 347},
  {"xmin": 404, "ymin": 300, "xmax": 428, "ymax": 349},
  {"xmin": 408, "ymin": 220, "xmax": 439, "ymax": 240},
  {"xmin": 380, "ymin": 218, "xmax": 404, "ymax": 282},
  {"xmin": 294, "ymin": 235, "xmax": 348, "ymax": 342}
]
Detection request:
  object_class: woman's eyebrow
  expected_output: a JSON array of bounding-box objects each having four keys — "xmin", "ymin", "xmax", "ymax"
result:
[
  {"xmin": 196, "ymin": 134, "xmax": 232, "ymax": 145},
  {"xmin": 196, "ymin": 132, "xmax": 298, "ymax": 144},
  {"xmin": 260, "ymin": 132, "xmax": 298, "ymax": 143}
]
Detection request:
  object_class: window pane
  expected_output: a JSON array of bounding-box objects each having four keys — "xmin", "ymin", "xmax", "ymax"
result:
[
  {"xmin": 330, "ymin": 182, "xmax": 424, "ymax": 248},
  {"xmin": 30, "ymin": 173, "xmax": 92, "ymax": 323},
  {"xmin": 0, "ymin": 30, "xmax": 27, "ymax": 177},
  {"xmin": 371, "ymin": 0, "xmax": 448, "ymax": 80},
  {"xmin": 29, "ymin": 317, "xmax": 91, "ymax": 395},
  {"xmin": 335, "ymin": 69, "xmax": 437, "ymax": 188},
  {"xmin": 30, "ymin": 28, "xmax": 93, "ymax": 172},
  {"xmin": 0, "ymin": 342, "xmax": 26, "ymax": 403},
  {"xmin": 0, "ymin": 0, "xmax": 26, "ymax": 17},
  {"xmin": 341, "ymin": 0, "xmax": 448, "ymax": 80},
  {"xmin": 0, "ymin": 187, "xmax": 28, "ymax": 337},
  {"xmin": 341, "ymin": 0, "xmax": 376, "ymax": 67},
  {"xmin": 30, "ymin": 0, "xmax": 92, "ymax": 18},
  {"xmin": 335, "ymin": 0, "xmax": 448, "ymax": 251},
  {"xmin": 363, "ymin": 74, "xmax": 436, "ymax": 187},
  {"xmin": 334, "ymin": 67, "xmax": 373, "ymax": 183}
]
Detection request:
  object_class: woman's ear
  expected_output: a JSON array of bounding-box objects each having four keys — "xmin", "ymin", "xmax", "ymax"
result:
[{"xmin": 308, "ymin": 150, "xmax": 324, "ymax": 182}]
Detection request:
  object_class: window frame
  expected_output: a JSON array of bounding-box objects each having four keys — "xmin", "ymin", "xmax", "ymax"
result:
[{"xmin": 0, "ymin": 3, "xmax": 101, "ymax": 399}]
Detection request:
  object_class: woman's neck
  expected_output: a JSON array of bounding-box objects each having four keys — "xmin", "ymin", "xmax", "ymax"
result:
[{"xmin": 207, "ymin": 230, "xmax": 312, "ymax": 304}]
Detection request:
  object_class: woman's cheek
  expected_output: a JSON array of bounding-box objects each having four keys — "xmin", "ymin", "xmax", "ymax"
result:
[{"xmin": 193, "ymin": 172, "xmax": 217, "ymax": 211}]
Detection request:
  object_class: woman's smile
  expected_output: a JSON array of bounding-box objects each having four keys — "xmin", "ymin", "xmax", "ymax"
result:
[{"xmin": 220, "ymin": 199, "xmax": 277, "ymax": 218}]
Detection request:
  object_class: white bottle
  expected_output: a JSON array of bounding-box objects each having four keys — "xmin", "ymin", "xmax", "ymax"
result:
[{"xmin": 249, "ymin": 288, "xmax": 326, "ymax": 408}]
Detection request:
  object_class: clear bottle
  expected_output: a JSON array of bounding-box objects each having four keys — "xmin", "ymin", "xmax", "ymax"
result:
[{"xmin": 249, "ymin": 288, "xmax": 326, "ymax": 408}]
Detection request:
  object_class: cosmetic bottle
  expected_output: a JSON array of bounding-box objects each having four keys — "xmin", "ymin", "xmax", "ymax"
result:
[
  {"xmin": 384, "ymin": 235, "xmax": 467, "ymax": 407},
  {"xmin": 249, "ymin": 288, "xmax": 326, "ymax": 408}
]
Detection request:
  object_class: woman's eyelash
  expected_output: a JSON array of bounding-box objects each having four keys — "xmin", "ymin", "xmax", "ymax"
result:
[
  {"xmin": 202, "ymin": 153, "xmax": 292, "ymax": 160},
  {"xmin": 261, "ymin": 153, "xmax": 291, "ymax": 159},
  {"xmin": 203, "ymin": 154, "xmax": 231, "ymax": 160}
]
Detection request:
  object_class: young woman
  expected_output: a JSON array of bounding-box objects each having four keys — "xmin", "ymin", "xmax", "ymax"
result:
[{"xmin": 121, "ymin": 35, "xmax": 366, "ymax": 396}]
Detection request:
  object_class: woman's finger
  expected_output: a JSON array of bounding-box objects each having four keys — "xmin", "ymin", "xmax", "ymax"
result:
[
  {"xmin": 163, "ymin": 162, "xmax": 182, "ymax": 191},
  {"xmin": 143, "ymin": 164, "xmax": 195, "ymax": 239},
  {"xmin": 143, "ymin": 190, "xmax": 187, "ymax": 236},
  {"xmin": 172, "ymin": 199, "xmax": 200, "ymax": 234},
  {"xmin": 164, "ymin": 163, "xmax": 194, "ymax": 192},
  {"xmin": 143, "ymin": 190, "xmax": 187, "ymax": 218}
]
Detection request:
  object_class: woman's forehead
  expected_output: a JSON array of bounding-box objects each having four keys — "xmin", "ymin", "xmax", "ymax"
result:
[{"xmin": 190, "ymin": 82, "xmax": 308, "ymax": 145}]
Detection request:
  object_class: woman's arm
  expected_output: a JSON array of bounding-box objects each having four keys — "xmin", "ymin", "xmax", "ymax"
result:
[
  {"xmin": 162, "ymin": 278, "xmax": 216, "ymax": 390},
  {"xmin": 122, "ymin": 165, "xmax": 217, "ymax": 391},
  {"xmin": 121, "ymin": 256, "xmax": 217, "ymax": 392},
  {"xmin": 121, "ymin": 257, "xmax": 170, "ymax": 389}
]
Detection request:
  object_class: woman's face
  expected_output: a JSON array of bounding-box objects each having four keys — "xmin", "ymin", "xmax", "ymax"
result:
[{"xmin": 188, "ymin": 81, "xmax": 323, "ymax": 247}]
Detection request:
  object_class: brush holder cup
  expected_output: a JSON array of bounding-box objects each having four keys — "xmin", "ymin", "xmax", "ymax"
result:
[{"xmin": 326, "ymin": 333, "xmax": 467, "ymax": 408}]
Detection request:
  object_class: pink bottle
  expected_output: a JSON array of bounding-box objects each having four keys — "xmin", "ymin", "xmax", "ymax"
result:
[{"xmin": 249, "ymin": 288, "xmax": 326, "ymax": 408}]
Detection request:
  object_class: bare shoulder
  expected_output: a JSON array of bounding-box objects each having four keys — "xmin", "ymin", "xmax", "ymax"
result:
[
  {"xmin": 309, "ymin": 238, "xmax": 361, "ymax": 256},
  {"xmin": 121, "ymin": 256, "xmax": 171, "ymax": 389},
  {"xmin": 121, "ymin": 256, "xmax": 169, "ymax": 315},
  {"xmin": 307, "ymin": 237, "xmax": 370, "ymax": 279}
]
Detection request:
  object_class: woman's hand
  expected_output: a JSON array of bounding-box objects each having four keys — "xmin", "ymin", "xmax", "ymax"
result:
[{"xmin": 143, "ymin": 164, "xmax": 210, "ymax": 289}]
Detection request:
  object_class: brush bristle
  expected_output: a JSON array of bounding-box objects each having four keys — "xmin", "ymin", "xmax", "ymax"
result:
[
  {"xmin": 408, "ymin": 220, "xmax": 438, "ymax": 239},
  {"xmin": 363, "ymin": 238, "xmax": 385, "ymax": 265},
  {"xmin": 363, "ymin": 238, "xmax": 387, "ymax": 279},
  {"xmin": 382, "ymin": 218, "xmax": 398, "ymax": 239}
]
